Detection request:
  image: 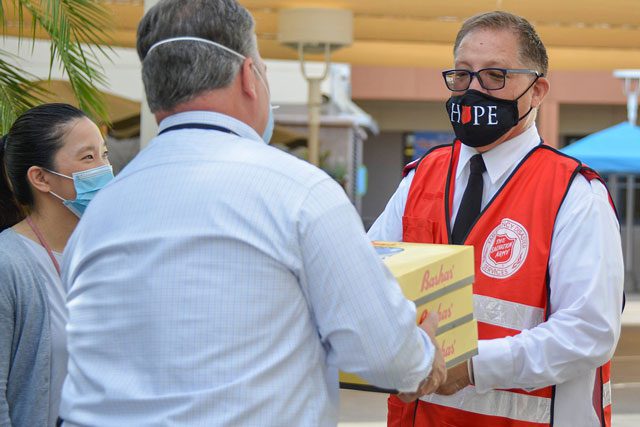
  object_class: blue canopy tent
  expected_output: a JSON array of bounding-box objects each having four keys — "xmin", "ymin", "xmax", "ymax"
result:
[
  {"xmin": 562, "ymin": 121, "xmax": 640, "ymax": 291},
  {"xmin": 562, "ymin": 122, "xmax": 640, "ymax": 173}
]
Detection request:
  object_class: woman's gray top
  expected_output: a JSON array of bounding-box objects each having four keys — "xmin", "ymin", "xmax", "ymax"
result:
[{"xmin": 0, "ymin": 228, "xmax": 52, "ymax": 427}]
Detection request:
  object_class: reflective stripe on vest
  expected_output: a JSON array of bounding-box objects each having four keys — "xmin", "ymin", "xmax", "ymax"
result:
[
  {"xmin": 474, "ymin": 295, "xmax": 545, "ymax": 331},
  {"xmin": 603, "ymin": 381, "xmax": 612, "ymax": 407},
  {"xmin": 420, "ymin": 386, "xmax": 551, "ymax": 424}
]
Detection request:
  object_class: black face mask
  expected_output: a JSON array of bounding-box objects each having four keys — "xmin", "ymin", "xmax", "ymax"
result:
[{"xmin": 445, "ymin": 82, "xmax": 536, "ymax": 148}]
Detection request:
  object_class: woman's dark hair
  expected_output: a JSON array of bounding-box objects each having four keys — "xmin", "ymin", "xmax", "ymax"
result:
[{"xmin": 0, "ymin": 103, "xmax": 87, "ymax": 231}]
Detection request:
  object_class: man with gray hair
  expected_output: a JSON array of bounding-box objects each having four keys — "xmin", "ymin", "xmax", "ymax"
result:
[
  {"xmin": 370, "ymin": 10, "xmax": 623, "ymax": 427},
  {"xmin": 58, "ymin": 0, "xmax": 444, "ymax": 426}
]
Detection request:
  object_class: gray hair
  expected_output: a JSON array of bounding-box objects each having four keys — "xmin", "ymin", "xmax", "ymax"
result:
[
  {"xmin": 454, "ymin": 11, "xmax": 548, "ymax": 76},
  {"xmin": 137, "ymin": 0, "xmax": 257, "ymax": 113}
]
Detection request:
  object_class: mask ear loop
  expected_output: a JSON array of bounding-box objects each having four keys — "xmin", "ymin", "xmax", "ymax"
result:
[
  {"xmin": 45, "ymin": 168, "xmax": 73, "ymax": 180},
  {"xmin": 34, "ymin": 168, "xmax": 72, "ymax": 203},
  {"xmin": 515, "ymin": 74, "xmax": 542, "ymax": 121},
  {"xmin": 49, "ymin": 190, "xmax": 68, "ymax": 203},
  {"xmin": 43, "ymin": 169, "xmax": 73, "ymax": 204},
  {"xmin": 249, "ymin": 62, "xmax": 280, "ymax": 116}
]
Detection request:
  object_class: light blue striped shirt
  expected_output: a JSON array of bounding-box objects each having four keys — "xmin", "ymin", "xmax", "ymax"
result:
[{"xmin": 60, "ymin": 111, "xmax": 433, "ymax": 426}]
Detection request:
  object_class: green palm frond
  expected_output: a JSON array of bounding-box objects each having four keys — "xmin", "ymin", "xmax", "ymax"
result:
[
  {"xmin": 0, "ymin": 50, "xmax": 48, "ymax": 131},
  {"xmin": 0, "ymin": 0, "xmax": 114, "ymax": 133}
]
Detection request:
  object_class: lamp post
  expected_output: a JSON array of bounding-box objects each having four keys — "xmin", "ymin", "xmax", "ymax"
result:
[
  {"xmin": 614, "ymin": 70, "xmax": 640, "ymax": 126},
  {"xmin": 613, "ymin": 69, "xmax": 640, "ymax": 291},
  {"xmin": 278, "ymin": 8, "xmax": 353, "ymax": 166}
]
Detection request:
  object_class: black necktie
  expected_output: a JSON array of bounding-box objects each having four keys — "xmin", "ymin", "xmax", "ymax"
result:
[{"xmin": 452, "ymin": 154, "xmax": 486, "ymax": 244}]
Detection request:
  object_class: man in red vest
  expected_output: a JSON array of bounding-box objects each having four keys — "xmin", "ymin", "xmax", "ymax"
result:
[{"xmin": 369, "ymin": 10, "xmax": 624, "ymax": 427}]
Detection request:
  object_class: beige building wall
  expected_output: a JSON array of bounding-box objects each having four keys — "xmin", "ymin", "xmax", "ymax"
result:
[
  {"xmin": 356, "ymin": 101, "xmax": 450, "ymax": 133},
  {"xmin": 559, "ymin": 104, "xmax": 628, "ymax": 144}
]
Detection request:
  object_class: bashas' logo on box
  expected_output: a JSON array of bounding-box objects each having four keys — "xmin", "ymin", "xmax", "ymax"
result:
[
  {"xmin": 421, "ymin": 264, "xmax": 454, "ymax": 292},
  {"xmin": 418, "ymin": 302, "xmax": 454, "ymax": 324},
  {"xmin": 481, "ymin": 218, "xmax": 529, "ymax": 279},
  {"xmin": 441, "ymin": 339, "xmax": 456, "ymax": 358}
]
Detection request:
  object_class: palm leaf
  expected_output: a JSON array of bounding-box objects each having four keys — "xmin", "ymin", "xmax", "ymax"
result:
[
  {"xmin": 0, "ymin": 50, "xmax": 49, "ymax": 132},
  {"xmin": 0, "ymin": 0, "xmax": 114, "ymax": 133}
]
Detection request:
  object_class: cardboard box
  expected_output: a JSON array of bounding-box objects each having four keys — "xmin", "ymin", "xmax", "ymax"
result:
[{"xmin": 339, "ymin": 241, "xmax": 478, "ymax": 393}]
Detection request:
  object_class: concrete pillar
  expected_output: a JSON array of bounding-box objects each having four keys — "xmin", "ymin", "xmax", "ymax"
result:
[
  {"xmin": 140, "ymin": 0, "xmax": 160, "ymax": 147},
  {"xmin": 537, "ymin": 100, "xmax": 560, "ymax": 148}
]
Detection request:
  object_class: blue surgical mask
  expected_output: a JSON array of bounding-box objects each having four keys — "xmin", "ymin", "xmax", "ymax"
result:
[
  {"xmin": 263, "ymin": 104, "xmax": 275, "ymax": 143},
  {"xmin": 250, "ymin": 64, "xmax": 276, "ymax": 144},
  {"xmin": 146, "ymin": 36, "xmax": 277, "ymax": 144},
  {"xmin": 48, "ymin": 164, "xmax": 114, "ymax": 217}
]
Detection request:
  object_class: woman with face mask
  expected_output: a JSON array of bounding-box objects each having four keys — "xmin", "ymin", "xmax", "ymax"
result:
[{"xmin": 0, "ymin": 103, "xmax": 113, "ymax": 427}]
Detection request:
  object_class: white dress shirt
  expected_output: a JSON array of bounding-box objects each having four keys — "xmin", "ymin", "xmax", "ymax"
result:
[
  {"xmin": 368, "ymin": 124, "xmax": 624, "ymax": 426},
  {"xmin": 60, "ymin": 111, "xmax": 434, "ymax": 427}
]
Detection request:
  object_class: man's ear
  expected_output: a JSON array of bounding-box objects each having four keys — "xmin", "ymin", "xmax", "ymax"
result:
[
  {"xmin": 531, "ymin": 76, "xmax": 550, "ymax": 109},
  {"xmin": 26, "ymin": 166, "xmax": 52, "ymax": 194},
  {"xmin": 239, "ymin": 57, "xmax": 259, "ymax": 100}
]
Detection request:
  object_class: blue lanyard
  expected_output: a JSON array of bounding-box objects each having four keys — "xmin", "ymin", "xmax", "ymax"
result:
[{"xmin": 158, "ymin": 123, "xmax": 239, "ymax": 136}]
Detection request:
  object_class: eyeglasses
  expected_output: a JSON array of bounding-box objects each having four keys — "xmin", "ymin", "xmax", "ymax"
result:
[{"xmin": 442, "ymin": 68, "xmax": 543, "ymax": 91}]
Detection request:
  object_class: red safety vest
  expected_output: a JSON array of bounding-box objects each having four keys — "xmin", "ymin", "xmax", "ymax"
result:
[{"xmin": 388, "ymin": 141, "xmax": 613, "ymax": 427}]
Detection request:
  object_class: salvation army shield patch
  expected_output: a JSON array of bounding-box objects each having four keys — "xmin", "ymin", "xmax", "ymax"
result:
[{"xmin": 481, "ymin": 218, "xmax": 530, "ymax": 279}]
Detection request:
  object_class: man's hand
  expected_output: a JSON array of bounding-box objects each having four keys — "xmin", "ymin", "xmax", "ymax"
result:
[
  {"xmin": 435, "ymin": 359, "xmax": 472, "ymax": 395},
  {"xmin": 397, "ymin": 312, "xmax": 447, "ymax": 403}
]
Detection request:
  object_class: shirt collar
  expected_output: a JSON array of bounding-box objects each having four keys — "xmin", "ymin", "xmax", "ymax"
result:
[
  {"xmin": 456, "ymin": 124, "xmax": 541, "ymax": 185},
  {"xmin": 157, "ymin": 111, "xmax": 264, "ymax": 144}
]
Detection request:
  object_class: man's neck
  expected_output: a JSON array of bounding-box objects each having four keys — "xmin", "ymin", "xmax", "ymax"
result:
[
  {"xmin": 154, "ymin": 88, "xmax": 256, "ymax": 130},
  {"xmin": 473, "ymin": 112, "xmax": 538, "ymax": 153}
]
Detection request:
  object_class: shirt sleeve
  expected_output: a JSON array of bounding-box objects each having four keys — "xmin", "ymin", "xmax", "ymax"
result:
[
  {"xmin": 297, "ymin": 176, "xmax": 434, "ymax": 392},
  {"xmin": 0, "ymin": 266, "xmax": 14, "ymax": 426},
  {"xmin": 367, "ymin": 171, "xmax": 415, "ymax": 241},
  {"xmin": 473, "ymin": 175, "xmax": 624, "ymax": 392}
]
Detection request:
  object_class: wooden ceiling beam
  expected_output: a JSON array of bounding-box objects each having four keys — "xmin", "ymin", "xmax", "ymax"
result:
[{"xmin": 4, "ymin": 1, "xmax": 639, "ymax": 70}]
